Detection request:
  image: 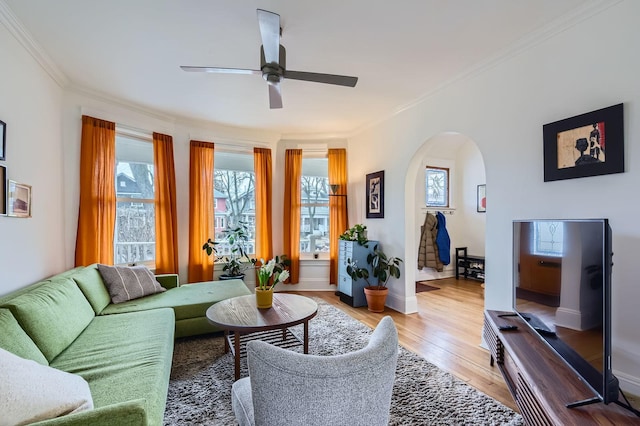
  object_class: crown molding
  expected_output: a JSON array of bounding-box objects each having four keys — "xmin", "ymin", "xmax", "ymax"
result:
[
  {"xmin": 0, "ymin": 0, "xmax": 69, "ymax": 87},
  {"xmin": 69, "ymin": 84, "xmax": 177, "ymax": 124},
  {"xmin": 347, "ymin": 0, "xmax": 622, "ymax": 138}
]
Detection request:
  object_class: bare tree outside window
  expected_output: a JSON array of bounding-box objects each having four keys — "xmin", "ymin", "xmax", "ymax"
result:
[
  {"xmin": 300, "ymin": 156, "xmax": 330, "ymax": 254},
  {"xmin": 114, "ymin": 135, "xmax": 156, "ymax": 265}
]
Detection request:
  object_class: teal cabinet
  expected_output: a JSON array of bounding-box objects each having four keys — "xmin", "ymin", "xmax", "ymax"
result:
[{"xmin": 337, "ymin": 240, "xmax": 377, "ymax": 307}]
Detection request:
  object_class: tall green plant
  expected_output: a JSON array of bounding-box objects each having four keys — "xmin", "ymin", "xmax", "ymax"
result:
[
  {"xmin": 202, "ymin": 222, "xmax": 256, "ymax": 277},
  {"xmin": 346, "ymin": 244, "xmax": 403, "ymax": 290}
]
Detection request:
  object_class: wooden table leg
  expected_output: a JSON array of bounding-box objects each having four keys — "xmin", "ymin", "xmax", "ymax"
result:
[
  {"xmin": 304, "ymin": 320, "xmax": 309, "ymax": 354},
  {"xmin": 223, "ymin": 330, "xmax": 229, "ymax": 353},
  {"xmin": 234, "ymin": 331, "xmax": 241, "ymax": 381}
]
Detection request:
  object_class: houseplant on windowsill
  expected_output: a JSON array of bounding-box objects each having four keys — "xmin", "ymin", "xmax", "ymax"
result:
[
  {"xmin": 202, "ymin": 222, "xmax": 256, "ymax": 280},
  {"xmin": 346, "ymin": 244, "xmax": 403, "ymax": 312},
  {"xmin": 255, "ymin": 258, "xmax": 291, "ymax": 309}
]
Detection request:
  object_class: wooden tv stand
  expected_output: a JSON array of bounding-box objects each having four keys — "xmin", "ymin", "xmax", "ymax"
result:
[{"xmin": 484, "ymin": 310, "xmax": 640, "ymax": 425}]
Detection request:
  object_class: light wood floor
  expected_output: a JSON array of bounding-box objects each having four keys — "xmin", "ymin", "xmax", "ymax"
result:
[{"xmin": 293, "ymin": 277, "xmax": 517, "ymax": 412}]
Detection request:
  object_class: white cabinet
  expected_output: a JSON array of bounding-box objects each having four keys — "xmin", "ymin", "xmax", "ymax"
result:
[{"xmin": 337, "ymin": 240, "xmax": 377, "ymax": 307}]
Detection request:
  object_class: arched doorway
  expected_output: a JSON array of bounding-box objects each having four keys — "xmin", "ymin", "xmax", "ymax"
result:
[{"xmin": 402, "ymin": 132, "xmax": 486, "ymax": 313}]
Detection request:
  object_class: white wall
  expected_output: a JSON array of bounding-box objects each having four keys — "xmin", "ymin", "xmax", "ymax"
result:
[
  {"xmin": 347, "ymin": 0, "xmax": 640, "ymax": 395},
  {"xmin": 0, "ymin": 21, "xmax": 66, "ymax": 295}
]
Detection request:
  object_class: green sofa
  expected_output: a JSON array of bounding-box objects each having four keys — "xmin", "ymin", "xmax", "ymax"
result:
[{"xmin": 0, "ymin": 264, "xmax": 251, "ymax": 425}]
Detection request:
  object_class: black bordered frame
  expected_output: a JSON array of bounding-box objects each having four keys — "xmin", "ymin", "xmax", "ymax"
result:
[
  {"xmin": 366, "ymin": 170, "xmax": 384, "ymax": 219},
  {"xmin": 543, "ymin": 103, "xmax": 624, "ymax": 182},
  {"xmin": 0, "ymin": 165, "xmax": 6, "ymax": 215},
  {"xmin": 0, "ymin": 120, "xmax": 5, "ymax": 161}
]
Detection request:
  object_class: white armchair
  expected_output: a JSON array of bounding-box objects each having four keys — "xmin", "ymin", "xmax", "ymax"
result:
[{"xmin": 231, "ymin": 316, "xmax": 398, "ymax": 426}]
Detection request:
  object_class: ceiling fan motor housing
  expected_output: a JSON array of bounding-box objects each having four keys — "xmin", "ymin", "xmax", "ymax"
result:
[{"xmin": 261, "ymin": 45, "xmax": 286, "ymax": 85}]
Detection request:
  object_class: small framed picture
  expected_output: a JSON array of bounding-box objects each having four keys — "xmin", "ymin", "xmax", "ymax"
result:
[
  {"xmin": 477, "ymin": 184, "xmax": 486, "ymax": 213},
  {"xmin": 543, "ymin": 103, "xmax": 624, "ymax": 182},
  {"xmin": 366, "ymin": 170, "xmax": 384, "ymax": 219},
  {"xmin": 0, "ymin": 165, "xmax": 6, "ymax": 215},
  {"xmin": 0, "ymin": 120, "xmax": 5, "ymax": 161},
  {"xmin": 8, "ymin": 180, "xmax": 31, "ymax": 218}
]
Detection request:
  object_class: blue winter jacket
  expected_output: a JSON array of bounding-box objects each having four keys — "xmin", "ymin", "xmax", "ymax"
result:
[{"xmin": 435, "ymin": 212, "xmax": 451, "ymax": 265}]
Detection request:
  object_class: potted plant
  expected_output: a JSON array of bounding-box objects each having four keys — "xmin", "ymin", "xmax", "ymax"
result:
[
  {"xmin": 202, "ymin": 222, "xmax": 256, "ymax": 280},
  {"xmin": 255, "ymin": 257, "xmax": 291, "ymax": 308},
  {"xmin": 339, "ymin": 224, "xmax": 368, "ymax": 245},
  {"xmin": 346, "ymin": 244, "xmax": 403, "ymax": 312}
]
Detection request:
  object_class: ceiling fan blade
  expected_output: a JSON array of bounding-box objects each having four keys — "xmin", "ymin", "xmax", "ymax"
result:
[
  {"xmin": 284, "ymin": 70, "xmax": 358, "ymax": 87},
  {"xmin": 257, "ymin": 9, "xmax": 280, "ymax": 64},
  {"xmin": 268, "ymin": 83, "xmax": 283, "ymax": 109},
  {"xmin": 180, "ymin": 66, "xmax": 261, "ymax": 75}
]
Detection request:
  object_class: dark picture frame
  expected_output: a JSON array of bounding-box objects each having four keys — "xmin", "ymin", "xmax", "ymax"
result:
[
  {"xmin": 543, "ymin": 103, "xmax": 624, "ymax": 182},
  {"xmin": 0, "ymin": 165, "xmax": 6, "ymax": 215},
  {"xmin": 477, "ymin": 184, "xmax": 486, "ymax": 213},
  {"xmin": 366, "ymin": 170, "xmax": 384, "ymax": 219},
  {"xmin": 0, "ymin": 120, "xmax": 6, "ymax": 161}
]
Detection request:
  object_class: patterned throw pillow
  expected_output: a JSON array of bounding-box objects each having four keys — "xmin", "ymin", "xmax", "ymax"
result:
[{"xmin": 97, "ymin": 264, "xmax": 166, "ymax": 304}]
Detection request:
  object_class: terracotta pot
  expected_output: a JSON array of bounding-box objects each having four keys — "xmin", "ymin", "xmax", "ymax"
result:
[
  {"xmin": 363, "ymin": 286, "xmax": 388, "ymax": 313},
  {"xmin": 255, "ymin": 288, "xmax": 274, "ymax": 309}
]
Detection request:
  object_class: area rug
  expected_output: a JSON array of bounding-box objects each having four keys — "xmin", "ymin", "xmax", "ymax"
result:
[
  {"xmin": 164, "ymin": 299, "xmax": 523, "ymax": 425},
  {"xmin": 416, "ymin": 281, "xmax": 440, "ymax": 293}
]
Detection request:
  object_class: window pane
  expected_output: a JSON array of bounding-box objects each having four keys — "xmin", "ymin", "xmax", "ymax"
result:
[
  {"xmin": 115, "ymin": 201, "xmax": 155, "ymax": 264},
  {"xmin": 534, "ymin": 221, "xmax": 564, "ymax": 257},
  {"xmin": 115, "ymin": 135, "xmax": 155, "ymax": 265},
  {"xmin": 300, "ymin": 157, "xmax": 330, "ymax": 254},
  {"xmin": 214, "ymin": 152, "xmax": 256, "ymax": 255},
  {"xmin": 425, "ymin": 167, "xmax": 449, "ymax": 207}
]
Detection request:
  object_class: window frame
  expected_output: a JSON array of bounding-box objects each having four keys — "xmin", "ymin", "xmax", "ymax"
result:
[
  {"xmin": 213, "ymin": 150, "xmax": 256, "ymax": 258},
  {"xmin": 300, "ymin": 154, "xmax": 330, "ymax": 260},
  {"xmin": 114, "ymin": 131, "xmax": 156, "ymax": 267},
  {"xmin": 425, "ymin": 165, "xmax": 450, "ymax": 208}
]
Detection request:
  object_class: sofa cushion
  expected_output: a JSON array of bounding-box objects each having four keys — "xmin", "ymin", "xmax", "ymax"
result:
[
  {"xmin": 51, "ymin": 309, "xmax": 174, "ymax": 426},
  {"xmin": 0, "ymin": 308, "xmax": 48, "ymax": 365},
  {"xmin": 72, "ymin": 264, "xmax": 112, "ymax": 314},
  {"xmin": 0, "ymin": 347, "xmax": 93, "ymax": 425},
  {"xmin": 5, "ymin": 279, "xmax": 95, "ymax": 362},
  {"xmin": 99, "ymin": 279, "xmax": 251, "ymax": 320},
  {"xmin": 97, "ymin": 264, "xmax": 166, "ymax": 304}
]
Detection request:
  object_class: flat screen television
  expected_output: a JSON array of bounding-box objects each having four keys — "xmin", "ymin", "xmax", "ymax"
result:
[{"xmin": 512, "ymin": 219, "xmax": 619, "ymax": 406}]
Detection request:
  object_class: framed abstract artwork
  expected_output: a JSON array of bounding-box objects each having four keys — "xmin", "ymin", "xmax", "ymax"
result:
[
  {"xmin": 543, "ymin": 104, "xmax": 624, "ymax": 182},
  {"xmin": 366, "ymin": 170, "xmax": 384, "ymax": 219},
  {"xmin": 477, "ymin": 184, "xmax": 486, "ymax": 213}
]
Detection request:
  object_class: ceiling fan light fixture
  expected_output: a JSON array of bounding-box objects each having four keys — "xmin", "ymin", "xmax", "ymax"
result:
[{"xmin": 180, "ymin": 8, "xmax": 358, "ymax": 108}]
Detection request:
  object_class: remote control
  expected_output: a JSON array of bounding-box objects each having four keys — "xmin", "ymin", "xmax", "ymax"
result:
[{"xmin": 498, "ymin": 325, "xmax": 518, "ymax": 331}]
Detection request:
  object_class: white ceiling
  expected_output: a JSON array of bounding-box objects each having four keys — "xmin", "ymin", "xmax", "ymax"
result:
[{"xmin": 4, "ymin": 0, "xmax": 589, "ymax": 136}]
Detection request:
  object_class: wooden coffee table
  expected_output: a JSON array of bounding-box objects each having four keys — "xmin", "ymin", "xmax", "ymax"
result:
[{"xmin": 206, "ymin": 293, "xmax": 318, "ymax": 380}]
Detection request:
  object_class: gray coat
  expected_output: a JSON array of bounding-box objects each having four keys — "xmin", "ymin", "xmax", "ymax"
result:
[{"xmin": 417, "ymin": 213, "xmax": 443, "ymax": 272}]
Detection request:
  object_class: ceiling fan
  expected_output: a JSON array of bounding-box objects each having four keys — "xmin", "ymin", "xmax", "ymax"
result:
[{"xmin": 181, "ymin": 9, "xmax": 358, "ymax": 109}]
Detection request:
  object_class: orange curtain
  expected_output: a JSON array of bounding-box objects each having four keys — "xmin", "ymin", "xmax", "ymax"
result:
[
  {"xmin": 254, "ymin": 148, "xmax": 273, "ymax": 261},
  {"xmin": 283, "ymin": 149, "xmax": 302, "ymax": 284},
  {"xmin": 328, "ymin": 148, "xmax": 349, "ymax": 285},
  {"xmin": 75, "ymin": 115, "xmax": 116, "ymax": 266},
  {"xmin": 188, "ymin": 141, "xmax": 215, "ymax": 282},
  {"xmin": 153, "ymin": 132, "xmax": 179, "ymax": 274}
]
